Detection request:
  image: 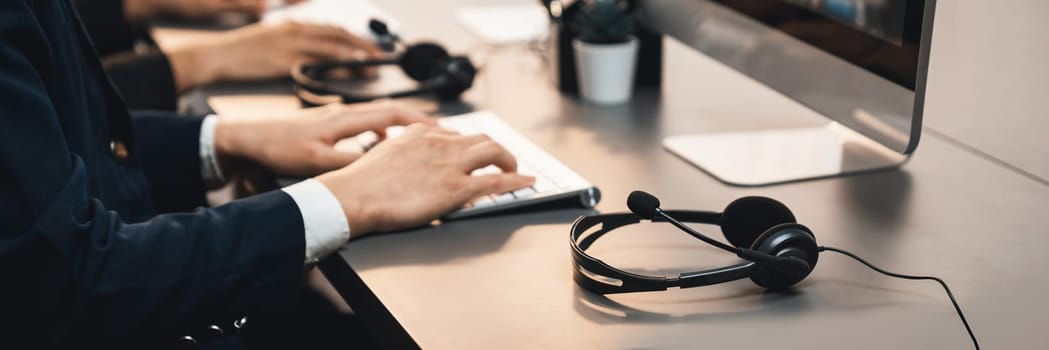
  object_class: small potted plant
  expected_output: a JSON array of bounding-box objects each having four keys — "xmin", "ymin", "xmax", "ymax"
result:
[{"xmin": 569, "ymin": 0, "xmax": 638, "ymax": 105}]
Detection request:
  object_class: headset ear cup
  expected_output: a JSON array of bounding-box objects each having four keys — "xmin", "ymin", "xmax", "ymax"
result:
[
  {"xmin": 399, "ymin": 43, "xmax": 450, "ymax": 81},
  {"xmin": 748, "ymin": 223, "xmax": 818, "ymax": 290},
  {"xmin": 720, "ymin": 197, "xmax": 797, "ymax": 248},
  {"xmin": 427, "ymin": 56, "xmax": 476, "ymax": 100}
]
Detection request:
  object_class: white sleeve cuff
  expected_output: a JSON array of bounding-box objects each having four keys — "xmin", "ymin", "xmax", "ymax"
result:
[
  {"xmin": 199, "ymin": 115, "xmax": 227, "ymax": 189},
  {"xmin": 282, "ymin": 178, "xmax": 351, "ymax": 265}
]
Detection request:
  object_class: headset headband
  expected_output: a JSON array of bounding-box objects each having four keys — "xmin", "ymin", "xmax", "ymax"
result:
[
  {"xmin": 291, "ymin": 60, "xmax": 426, "ymax": 106},
  {"xmin": 570, "ymin": 210, "xmax": 757, "ymax": 294},
  {"xmin": 571, "ymin": 192, "xmax": 979, "ymax": 348},
  {"xmin": 290, "ymin": 42, "xmax": 475, "ymax": 107}
]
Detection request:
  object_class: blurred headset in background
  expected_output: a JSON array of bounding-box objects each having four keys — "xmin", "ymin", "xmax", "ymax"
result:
[{"xmin": 291, "ymin": 19, "xmax": 477, "ymax": 107}]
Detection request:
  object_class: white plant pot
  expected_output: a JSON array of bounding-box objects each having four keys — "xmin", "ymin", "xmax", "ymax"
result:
[{"xmin": 572, "ymin": 36, "xmax": 639, "ymax": 105}]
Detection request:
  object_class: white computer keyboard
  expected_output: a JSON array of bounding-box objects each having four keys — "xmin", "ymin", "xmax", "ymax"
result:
[{"xmin": 355, "ymin": 111, "xmax": 600, "ymax": 219}]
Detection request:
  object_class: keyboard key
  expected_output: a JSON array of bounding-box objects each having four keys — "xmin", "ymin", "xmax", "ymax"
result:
[
  {"xmin": 512, "ymin": 187, "xmax": 536, "ymax": 199},
  {"xmin": 472, "ymin": 196, "xmax": 495, "ymax": 208},
  {"xmin": 471, "ymin": 165, "xmax": 501, "ymax": 176},
  {"xmin": 385, "ymin": 126, "xmax": 405, "ymax": 138},
  {"xmin": 533, "ymin": 179, "xmax": 557, "ymax": 193},
  {"xmin": 492, "ymin": 192, "xmax": 515, "ymax": 204},
  {"xmin": 454, "ymin": 124, "xmax": 482, "ymax": 135}
]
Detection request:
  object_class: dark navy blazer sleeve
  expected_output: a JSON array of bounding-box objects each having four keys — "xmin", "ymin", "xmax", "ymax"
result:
[
  {"xmin": 130, "ymin": 110, "xmax": 208, "ymax": 212},
  {"xmin": 0, "ymin": 1, "xmax": 307, "ymax": 346}
]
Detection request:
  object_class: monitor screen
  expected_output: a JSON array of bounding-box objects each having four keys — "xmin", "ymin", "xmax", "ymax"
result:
[
  {"xmin": 641, "ymin": 0, "xmax": 936, "ymax": 183},
  {"xmin": 781, "ymin": 0, "xmax": 907, "ymax": 46},
  {"xmin": 712, "ymin": 0, "xmax": 924, "ymax": 89}
]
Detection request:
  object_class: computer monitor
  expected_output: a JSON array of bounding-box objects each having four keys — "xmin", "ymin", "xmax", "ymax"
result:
[{"xmin": 639, "ymin": 0, "xmax": 936, "ymax": 186}]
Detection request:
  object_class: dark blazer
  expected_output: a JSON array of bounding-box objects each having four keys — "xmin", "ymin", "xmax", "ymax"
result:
[
  {"xmin": 73, "ymin": 0, "xmax": 180, "ymax": 111},
  {"xmin": 0, "ymin": 0, "xmax": 305, "ymax": 347}
]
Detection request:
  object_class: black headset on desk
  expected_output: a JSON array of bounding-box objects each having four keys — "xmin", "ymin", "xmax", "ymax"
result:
[
  {"xmin": 291, "ymin": 19, "xmax": 477, "ymax": 107},
  {"xmin": 570, "ymin": 191, "xmax": 980, "ymax": 349}
]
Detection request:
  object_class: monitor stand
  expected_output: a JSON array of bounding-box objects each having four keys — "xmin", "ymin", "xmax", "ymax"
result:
[{"xmin": 663, "ymin": 122, "xmax": 910, "ymax": 187}]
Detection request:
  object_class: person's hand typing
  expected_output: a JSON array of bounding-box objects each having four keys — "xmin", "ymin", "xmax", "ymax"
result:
[
  {"xmin": 166, "ymin": 21, "xmax": 383, "ymax": 91},
  {"xmin": 316, "ymin": 123, "xmax": 536, "ymax": 235},
  {"xmin": 213, "ymin": 102, "xmax": 433, "ymax": 178},
  {"xmin": 213, "ymin": 102, "xmax": 535, "ymax": 235}
]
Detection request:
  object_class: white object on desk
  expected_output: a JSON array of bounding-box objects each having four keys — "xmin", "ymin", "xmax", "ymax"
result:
[
  {"xmin": 573, "ymin": 36, "xmax": 639, "ymax": 105},
  {"xmin": 263, "ymin": 0, "xmax": 400, "ymax": 39},
  {"xmin": 455, "ymin": 4, "xmax": 549, "ymax": 44}
]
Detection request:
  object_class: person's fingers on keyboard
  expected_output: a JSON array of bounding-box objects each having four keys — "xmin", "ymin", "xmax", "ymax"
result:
[
  {"xmin": 291, "ymin": 24, "xmax": 384, "ymax": 77},
  {"xmin": 455, "ymin": 134, "xmax": 493, "ymax": 147},
  {"xmin": 297, "ymin": 39, "xmax": 361, "ymax": 62},
  {"xmin": 394, "ymin": 123, "xmax": 454, "ymax": 143},
  {"xmin": 312, "ymin": 146, "xmax": 364, "ymax": 169},
  {"xmin": 317, "ymin": 124, "xmax": 531, "ymax": 234},
  {"xmin": 324, "ymin": 103, "xmax": 434, "ymax": 141},
  {"xmin": 469, "ymin": 174, "xmax": 536, "ymax": 198},
  {"xmin": 424, "ymin": 125, "xmax": 459, "ymax": 135},
  {"xmin": 294, "ymin": 23, "xmax": 386, "ymax": 59},
  {"xmin": 461, "ymin": 140, "xmax": 517, "ymax": 173},
  {"xmin": 192, "ymin": 21, "xmax": 388, "ymax": 84},
  {"xmin": 297, "ymin": 23, "xmax": 385, "ymax": 76}
]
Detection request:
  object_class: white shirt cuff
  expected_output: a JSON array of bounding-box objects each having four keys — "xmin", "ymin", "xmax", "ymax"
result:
[
  {"xmin": 282, "ymin": 178, "xmax": 351, "ymax": 265},
  {"xmin": 199, "ymin": 115, "xmax": 227, "ymax": 189}
]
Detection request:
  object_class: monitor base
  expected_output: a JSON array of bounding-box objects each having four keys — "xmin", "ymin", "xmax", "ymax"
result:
[{"xmin": 663, "ymin": 123, "xmax": 910, "ymax": 187}]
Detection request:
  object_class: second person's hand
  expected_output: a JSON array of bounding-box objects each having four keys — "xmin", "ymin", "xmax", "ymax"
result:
[{"xmin": 166, "ymin": 21, "xmax": 383, "ymax": 91}]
